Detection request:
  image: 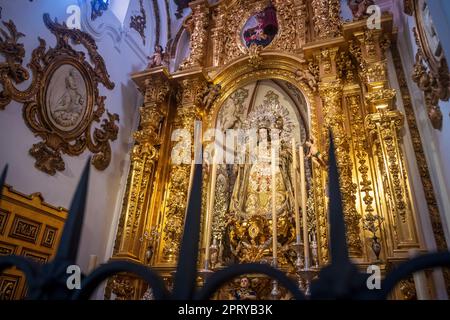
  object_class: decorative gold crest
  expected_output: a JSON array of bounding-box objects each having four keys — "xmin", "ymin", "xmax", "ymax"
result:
[{"xmin": 0, "ymin": 14, "xmax": 119, "ymax": 175}]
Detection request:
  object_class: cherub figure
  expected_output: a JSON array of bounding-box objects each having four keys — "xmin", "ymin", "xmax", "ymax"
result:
[
  {"xmin": 233, "ymin": 277, "xmax": 257, "ymax": 300},
  {"xmin": 147, "ymin": 45, "xmax": 169, "ymax": 69},
  {"xmin": 305, "ymin": 138, "xmax": 326, "ymax": 167},
  {"xmin": 347, "ymin": 0, "xmax": 375, "ymax": 20}
]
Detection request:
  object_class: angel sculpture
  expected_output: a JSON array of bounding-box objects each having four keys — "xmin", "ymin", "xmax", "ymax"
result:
[
  {"xmin": 347, "ymin": 0, "xmax": 375, "ymax": 20},
  {"xmin": 147, "ymin": 45, "xmax": 169, "ymax": 69}
]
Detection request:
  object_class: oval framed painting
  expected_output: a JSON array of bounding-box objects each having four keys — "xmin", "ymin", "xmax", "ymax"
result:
[
  {"xmin": 42, "ymin": 61, "xmax": 93, "ymax": 138},
  {"xmin": 241, "ymin": 5, "xmax": 279, "ymax": 48}
]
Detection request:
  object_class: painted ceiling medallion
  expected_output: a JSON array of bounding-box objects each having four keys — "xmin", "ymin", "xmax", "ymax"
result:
[{"xmin": 0, "ymin": 15, "xmax": 119, "ymax": 175}]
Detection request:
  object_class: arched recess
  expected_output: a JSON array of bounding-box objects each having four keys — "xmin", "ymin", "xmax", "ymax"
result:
[
  {"xmin": 200, "ymin": 54, "xmax": 330, "ymax": 267},
  {"xmin": 205, "ymin": 53, "xmax": 316, "ymax": 131}
]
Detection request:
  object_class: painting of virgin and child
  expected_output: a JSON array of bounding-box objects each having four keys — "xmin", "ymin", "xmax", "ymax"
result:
[{"xmin": 242, "ymin": 5, "xmax": 278, "ymax": 48}]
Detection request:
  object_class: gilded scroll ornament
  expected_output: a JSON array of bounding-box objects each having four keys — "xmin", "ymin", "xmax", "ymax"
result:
[
  {"xmin": 247, "ymin": 44, "xmax": 264, "ymax": 70},
  {"xmin": 399, "ymin": 277, "xmax": 417, "ymax": 300},
  {"xmin": 111, "ymin": 275, "xmax": 136, "ymax": 300},
  {"xmin": 412, "ymin": 48, "xmax": 446, "ymax": 130},
  {"xmin": 0, "ymin": 15, "xmax": 118, "ymax": 175}
]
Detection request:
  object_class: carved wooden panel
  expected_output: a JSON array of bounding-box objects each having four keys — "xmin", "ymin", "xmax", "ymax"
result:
[{"xmin": 0, "ymin": 185, "xmax": 67, "ymax": 300}]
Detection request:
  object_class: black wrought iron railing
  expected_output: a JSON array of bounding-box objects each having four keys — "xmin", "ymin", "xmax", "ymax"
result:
[{"xmin": 1, "ymin": 136, "xmax": 450, "ymax": 300}]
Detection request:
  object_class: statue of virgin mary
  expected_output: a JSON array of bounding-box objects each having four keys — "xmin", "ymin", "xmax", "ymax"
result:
[{"xmin": 222, "ymin": 91, "xmax": 299, "ymax": 265}]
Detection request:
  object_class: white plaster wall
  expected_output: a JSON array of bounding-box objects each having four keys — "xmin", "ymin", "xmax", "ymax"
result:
[{"xmin": 0, "ymin": 0, "xmax": 148, "ymax": 299}]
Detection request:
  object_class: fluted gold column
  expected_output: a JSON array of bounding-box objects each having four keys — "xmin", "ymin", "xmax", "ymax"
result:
[
  {"xmin": 311, "ymin": 0, "xmax": 342, "ymax": 40},
  {"xmin": 343, "ymin": 85, "xmax": 383, "ymax": 262}
]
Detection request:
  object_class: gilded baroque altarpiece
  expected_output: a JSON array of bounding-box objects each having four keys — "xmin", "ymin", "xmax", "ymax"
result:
[{"xmin": 107, "ymin": 0, "xmax": 447, "ymax": 300}]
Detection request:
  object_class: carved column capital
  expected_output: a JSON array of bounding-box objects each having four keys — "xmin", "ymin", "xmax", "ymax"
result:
[
  {"xmin": 319, "ymin": 79, "xmax": 343, "ymax": 99},
  {"xmin": 131, "ymin": 142, "xmax": 158, "ymax": 163},
  {"xmin": 144, "ymin": 75, "xmax": 171, "ymax": 106},
  {"xmin": 352, "ymin": 29, "xmax": 391, "ymax": 64},
  {"xmin": 365, "ymin": 109, "xmax": 405, "ymax": 134}
]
